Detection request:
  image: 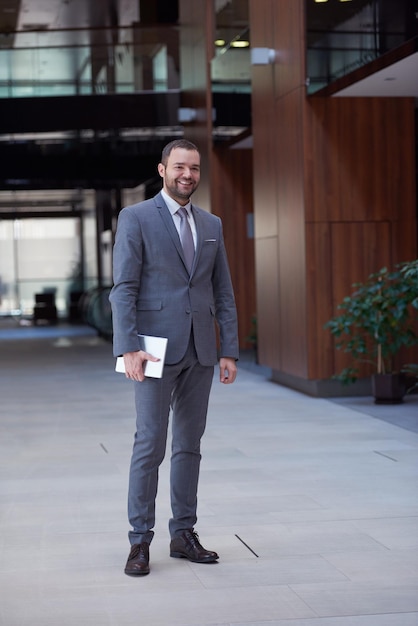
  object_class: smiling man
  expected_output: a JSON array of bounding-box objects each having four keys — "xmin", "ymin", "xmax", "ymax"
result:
[
  {"xmin": 159, "ymin": 141, "xmax": 200, "ymax": 204},
  {"xmin": 109, "ymin": 139, "xmax": 239, "ymax": 576}
]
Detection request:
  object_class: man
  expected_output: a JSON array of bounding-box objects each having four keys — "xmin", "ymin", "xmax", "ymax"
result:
[{"xmin": 109, "ymin": 139, "xmax": 238, "ymax": 576}]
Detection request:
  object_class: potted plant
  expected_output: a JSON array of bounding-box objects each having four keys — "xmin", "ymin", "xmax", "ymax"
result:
[{"xmin": 325, "ymin": 260, "xmax": 418, "ymax": 403}]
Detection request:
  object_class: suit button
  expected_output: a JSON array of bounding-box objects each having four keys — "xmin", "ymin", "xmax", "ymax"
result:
[{"xmin": 186, "ymin": 308, "xmax": 191, "ymax": 314}]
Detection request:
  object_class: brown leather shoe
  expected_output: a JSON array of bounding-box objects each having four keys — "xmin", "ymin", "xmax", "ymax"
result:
[
  {"xmin": 124, "ymin": 542, "xmax": 150, "ymax": 576},
  {"xmin": 170, "ymin": 529, "xmax": 219, "ymax": 563}
]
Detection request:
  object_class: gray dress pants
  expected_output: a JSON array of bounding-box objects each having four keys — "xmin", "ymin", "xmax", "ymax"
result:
[{"xmin": 127, "ymin": 335, "xmax": 214, "ymax": 545}]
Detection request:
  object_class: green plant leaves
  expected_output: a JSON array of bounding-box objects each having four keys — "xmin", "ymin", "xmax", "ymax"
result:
[{"xmin": 324, "ymin": 260, "xmax": 418, "ymax": 383}]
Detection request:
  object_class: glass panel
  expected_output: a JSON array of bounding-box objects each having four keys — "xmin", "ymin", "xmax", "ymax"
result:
[
  {"xmin": 0, "ymin": 188, "xmax": 103, "ymax": 319},
  {"xmin": 15, "ymin": 218, "xmax": 80, "ymax": 316},
  {"xmin": 211, "ymin": 47, "xmax": 251, "ymax": 93},
  {"xmin": 211, "ymin": 0, "xmax": 251, "ymax": 136},
  {"xmin": 212, "ymin": 0, "xmax": 251, "ymax": 95},
  {"xmin": 0, "ymin": 217, "xmax": 85, "ymax": 317},
  {"xmin": 306, "ymin": 0, "xmax": 417, "ymax": 95},
  {"xmin": 0, "ymin": 26, "xmax": 179, "ymax": 98},
  {"xmin": 153, "ymin": 46, "xmax": 168, "ymax": 92}
]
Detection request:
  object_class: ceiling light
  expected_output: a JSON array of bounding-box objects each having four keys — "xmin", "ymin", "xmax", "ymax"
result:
[
  {"xmin": 230, "ymin": 40, "xmax": 250, "ymax": 48},
  {"xmin": 214, "ymin": 39, "xmax": 226, "ymax": 47},
  {"xmin": 314, "ymin": 0, "xmax": 328, "ymax": 3}
]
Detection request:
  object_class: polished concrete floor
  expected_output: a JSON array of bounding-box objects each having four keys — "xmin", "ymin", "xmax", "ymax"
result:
[{"xmin": 0, "ymin": 321, "xmax": 417, "ymax": 626}]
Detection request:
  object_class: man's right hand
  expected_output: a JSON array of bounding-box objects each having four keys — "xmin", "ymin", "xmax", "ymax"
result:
[{"xmin": 123, "ymin": 350, "xmax": 160, "ymax": 382}]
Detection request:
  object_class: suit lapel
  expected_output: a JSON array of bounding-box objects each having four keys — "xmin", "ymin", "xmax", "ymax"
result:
[
  {"xmin": 190, "ymin": 204, "xmax": 204, "ymax": 273},
  {"xmin": 154, "ymin": 193, "xmax": 192, "ymax": 274}
]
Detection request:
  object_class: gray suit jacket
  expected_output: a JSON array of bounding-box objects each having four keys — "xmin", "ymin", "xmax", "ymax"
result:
[{"xmin": 109, "ymin": 192, "xmax": 238, "ymax": 366}]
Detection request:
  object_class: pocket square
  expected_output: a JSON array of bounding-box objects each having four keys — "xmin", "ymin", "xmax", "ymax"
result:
[{"xmin": 204, "ymin": 239, "xmax": 217, "ymax": 242}]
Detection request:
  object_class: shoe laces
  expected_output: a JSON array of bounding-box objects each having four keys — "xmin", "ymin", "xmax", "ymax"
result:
[
  {"xmin": 128, "ymin": 543, "xmax": 148, "ymax": 561},
  {"xmin": 185, "ymin": 529, "xmax": 202, "ymax": 549}
]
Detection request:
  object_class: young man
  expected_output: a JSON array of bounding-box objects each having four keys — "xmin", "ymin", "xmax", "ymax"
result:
[{"xmin": 109, "ymin": 139, "xmax": 239, "ymax": 576}]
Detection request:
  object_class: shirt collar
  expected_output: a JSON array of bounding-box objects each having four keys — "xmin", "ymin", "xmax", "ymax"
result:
[{"xmin": 161, "ymin": 189, "xmax": 191, "ymax": 217}]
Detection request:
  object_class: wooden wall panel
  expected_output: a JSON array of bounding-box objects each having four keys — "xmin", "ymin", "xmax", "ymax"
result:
[
  {"xmin": 179, "ymin": 0, "xmax": 213, "ymax": 212},
  {"xmin": 248, "ymin": 4, "xmax": 282, "ymax": 362},
  {"xmin": 307, "ymin": 215, "xmax": 418, "ymax": 382},
  {"xmin": 250, "ymin": 0, "xmax": 308, "ymax": 376},
  {"xmin": 272, "ymin": 0, "xmax": 305, "ymax": 98},
  {"xmin": 392, "ymin": 219, "xmax": 418, "ymax": 265},
  {"xmin": 304, "ymin": 100, "xmax": 342, "ymax": 223},
  {"xmin": 305, "ymin": 222, "xmax": 334, "ymax": 379},
  {"xmin": 306, "ymin": 219, "xmax": 411, "ymax": 381},
  {"xmin": 255, "ymin": 236, "xmax": 281, "ymax": 368},
  {"xmin": 250, "ymin": 79, "xmax": 278, "ymax": 239},
  {"xmin": 276, "ymin": 89, "xmax": 308, "ymax": 377},
  {"xmin": 250, "ymin": 0, "xmax": 278, "ymax": 240},
  {"xmin": 304, "ymin": 95, "xmax": 417, "ymax": 381},
  {"xmin": 330, "ymin": 221, "xmax": 392, "ymax": 378},
  {"xmin": 305, "ymin": 98, "xmax": 416, "ymax": 224},
  {"xmin": 331, "ymin": 222, "xmax": 392, "ymax": 308},
  {"xmin": 211, "ymin": 147, "xmax": 256, "ymax": 349},
  {"xmin": 326, "ymin": 220, "xmax": 418, "ymax": 379},
  {"xmin": 249, "ymin": 0, "xmax": 275, "ymax": 50},
  {"xmin": 250, "ymin": 67, "xmax": 278, "ymax": 239}
]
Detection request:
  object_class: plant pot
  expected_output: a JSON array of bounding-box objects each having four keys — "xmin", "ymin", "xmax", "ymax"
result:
[{"xmin": 372, "ymin": 373, "xmax": 406, "ymax": 404}]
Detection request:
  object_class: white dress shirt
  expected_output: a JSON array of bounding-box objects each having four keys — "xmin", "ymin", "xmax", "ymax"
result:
[{"xmin": 161, "ymin": 189, "xmax": 197, "ymax": 248}]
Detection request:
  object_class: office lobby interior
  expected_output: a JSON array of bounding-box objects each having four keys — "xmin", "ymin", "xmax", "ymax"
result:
[{"xmin": 0, "ymin": 1, "xmax": 417, "ymax": 625}]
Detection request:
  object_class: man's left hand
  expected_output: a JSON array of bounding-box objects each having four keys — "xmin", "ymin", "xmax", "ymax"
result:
[{"xmin": 219, "ymin": 357, "xmax": 237, "ymax": 384}]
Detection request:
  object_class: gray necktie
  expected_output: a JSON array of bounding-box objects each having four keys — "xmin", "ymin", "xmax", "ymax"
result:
[{"xmin": 177, "ymin": 206, "xmax": 195, "ymax": 272}]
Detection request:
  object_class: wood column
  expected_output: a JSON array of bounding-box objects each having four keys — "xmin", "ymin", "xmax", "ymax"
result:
[
  {"xmin": 179, "ymin": 1, "xmax": 257, "ymax": 350},
  {"xmin": 178, "ymin": 0, "xmax": 214, "ymax": 211},
  {"xmin": 211, "ymin": 146, "xmax": 256, "ymax": 348}
]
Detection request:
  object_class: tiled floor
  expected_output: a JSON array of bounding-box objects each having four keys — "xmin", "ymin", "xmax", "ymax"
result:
[{"xmin": 0, "ymin": 322, "xmax": 417, "ymax": 626}]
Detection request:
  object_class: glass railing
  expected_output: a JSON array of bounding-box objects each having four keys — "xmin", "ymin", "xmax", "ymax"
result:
[
  {"xmin": 0, "ymin": 25, "xmax": 180, "ymax": 99},
  {"xmin": 306, "ymin": 0, "xmax": 417, "ymax": 94}
]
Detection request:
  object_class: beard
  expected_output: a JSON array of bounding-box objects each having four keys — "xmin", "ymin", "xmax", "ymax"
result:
[{"xmin": 164, "ymin": 176, "xmax": 198, "ymax": 203}]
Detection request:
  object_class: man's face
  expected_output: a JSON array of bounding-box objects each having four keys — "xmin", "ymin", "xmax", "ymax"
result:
[{"xmin": 158, "ymin": 147, "xmax": 200, "ymax": 205}]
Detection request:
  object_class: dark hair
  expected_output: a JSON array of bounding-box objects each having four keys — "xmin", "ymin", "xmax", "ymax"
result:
[{"xmin": 161, "ymin": 139, "xmax": 200, "ymax": 166}]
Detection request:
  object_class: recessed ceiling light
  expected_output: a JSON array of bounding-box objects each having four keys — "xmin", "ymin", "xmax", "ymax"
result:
[{"xmin": 231, "ymin": 40, "xmax": 250, "ymax": 48}]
